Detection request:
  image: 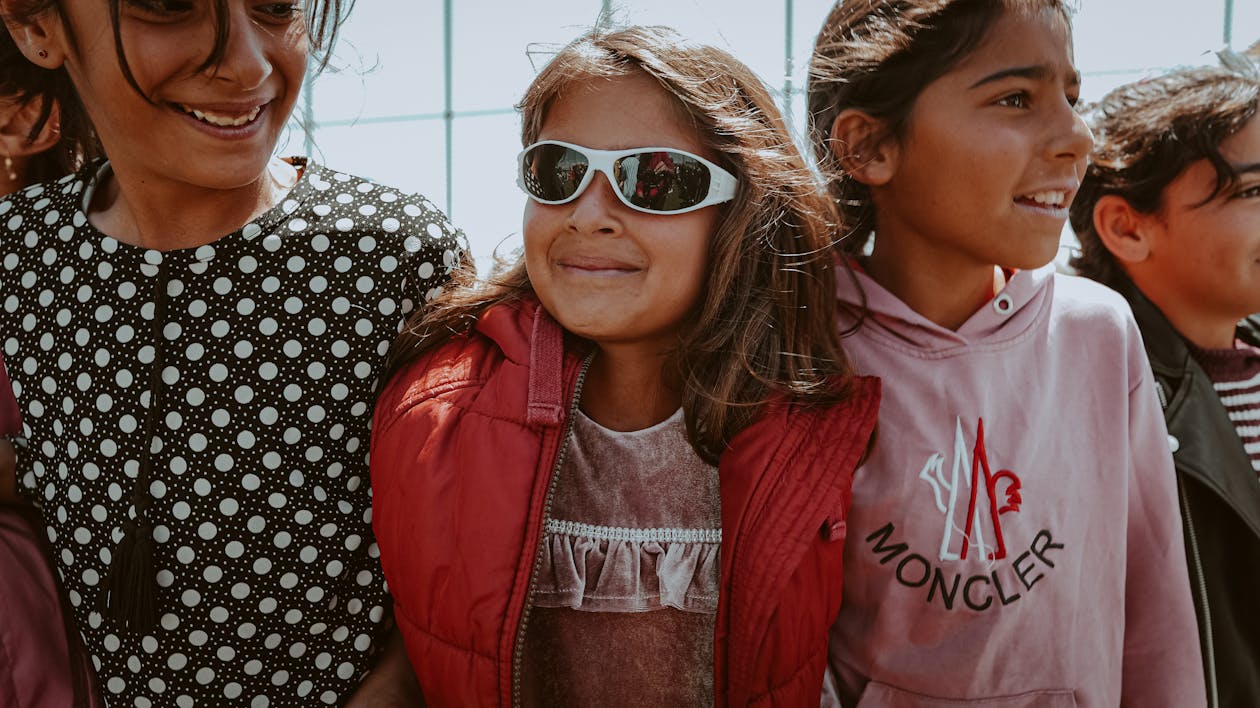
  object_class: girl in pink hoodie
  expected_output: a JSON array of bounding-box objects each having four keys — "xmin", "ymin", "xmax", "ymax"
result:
[{"xmin": 807, "ymin": 1, "xmax": 1205, "ymax": 706}]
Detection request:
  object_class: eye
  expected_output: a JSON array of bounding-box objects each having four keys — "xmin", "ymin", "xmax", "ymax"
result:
[
  {"xmin": 995, "ymin": 91, "xmax": 1030, "ymax": 109},
  {"xmin": 1234, "ymin": 183, "xmax": 1260, "ymax": 200},
  {"xmin": 255, "ymin": 2, "xmax": 302, "ymax": 20},
  {"xmin": 124, "ymin": 0, "xmax": 194, "ymax": 17}
]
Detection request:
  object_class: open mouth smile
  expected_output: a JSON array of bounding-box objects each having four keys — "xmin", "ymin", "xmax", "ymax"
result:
[
  {"xmin": 1014, "ymin": 189, "xmax": 1071, "ymax": 215},
  {"xmin": 1015, "ymin": 190, "xmax": 1068, "ymax": 208},
  {"xmin": 175, "ymin": 102, "xmax": 265, "ymax": 128}
]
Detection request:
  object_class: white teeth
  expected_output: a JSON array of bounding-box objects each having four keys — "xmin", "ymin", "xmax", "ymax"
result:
[
  {"xmin": 180, "ymin": 104, "xmax": 261, "ymax": 127},
  {"xmin": 1022, "ymin": 191, "xmax": 1066, "ymax": 207}
]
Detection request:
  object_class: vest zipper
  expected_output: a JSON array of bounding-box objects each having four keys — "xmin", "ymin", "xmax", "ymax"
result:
[
  {"xmin": 1177, "ymin": 475, "xmax": 1219, "ymax": 708},
  {"xmin": 510, "ymin": 353, "xmax": 594, "ymax": 707}
]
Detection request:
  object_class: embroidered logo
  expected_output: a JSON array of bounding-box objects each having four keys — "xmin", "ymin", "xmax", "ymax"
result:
[
  {"xmin": 919, "ymin": 417, "xmax": 1023, "ymax": 562},
  {"xmin": 861, "ymin": 416, "xmax": 1064, "ymax": 612}
]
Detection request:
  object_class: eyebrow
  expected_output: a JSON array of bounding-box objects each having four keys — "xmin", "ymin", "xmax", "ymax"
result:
[
  {"xmin": 1234, "ymin": 162, "xmax": 1260, "ymax": 175},
  {"xmin": 969, "ymin": 65, "xmax": 1082, "ymax": 89}
]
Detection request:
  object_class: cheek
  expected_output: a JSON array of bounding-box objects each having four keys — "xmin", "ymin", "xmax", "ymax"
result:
[
  {"xmin": 274, "ymin": 40, "xmax": 311, "ymax": 93},
  {"xmin": 898, "ymin": 128, "xmax": 992, "ymax": 204},
  {"xmin": 120, "ymin": 26, "xmax": 205, "ymax": 86},
  {"xmin": 656, "ymin": 218, "xmax": 714, "ymax": 303},
  {"xmin": 521, "ymin": 204, "xmax": 556, "ymax": 275}
]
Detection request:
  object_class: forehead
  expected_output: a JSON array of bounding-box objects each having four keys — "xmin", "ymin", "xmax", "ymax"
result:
[
  {"xmin": 537, "ymin": 72, "xmax": 706, "ymax": 154},
  {"xmin": 1221, "ymin": 113, "xmax": 1260, "ymax": 163},
  {"xmin": 945, "ymin": 6, "xmax": 1077, "ymax": 83}
]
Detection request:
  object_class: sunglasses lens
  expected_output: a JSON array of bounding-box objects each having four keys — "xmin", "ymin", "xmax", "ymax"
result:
[
  {"xmin": 615, "ymin": 151, "xmax": 712, "ymax": 212},
  {"xmin": 520, "ymin": 143, "xmax": 721, "ymax": 212},
  {"xmin": 520, "ymin": 143, "xmax": 589, "ymax": 202}
]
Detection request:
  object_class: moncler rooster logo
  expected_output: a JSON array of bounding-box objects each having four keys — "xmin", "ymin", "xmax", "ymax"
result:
[{"xmin": 919, "ymin": 417, "xmax": 1023, "ymax": 563}]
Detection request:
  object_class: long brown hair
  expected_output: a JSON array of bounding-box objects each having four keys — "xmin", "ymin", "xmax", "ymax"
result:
[
  {"xmin": 807, "ymin": 0, "xmax": 1074, "ymax": 252},
  {"xmin": 1069, "ymin": 63, "xmax": 1259, "ymax": 285},
  {"xmin": 385, "ymin": 25, "xmax": 854, "ymax": 464},
  {"xmin": 0, "ymin": 0, "xmax": 353, "ymax": 174}
]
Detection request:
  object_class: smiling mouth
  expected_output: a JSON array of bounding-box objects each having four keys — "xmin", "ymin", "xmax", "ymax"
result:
[
  {"xmin": 1014, "ymin": 190, "xmax": 1069, "ymax": 210},
  {"xmin": 557, "ymin": 258, "xmax": 643, "ymax": 278},
  {"xmin": 561, "ymin": 264, "xmax": 639, "ymax": 275},
  {"xmin": 176, "ymin": 103, "xmax": 264, "ymax": 128}
]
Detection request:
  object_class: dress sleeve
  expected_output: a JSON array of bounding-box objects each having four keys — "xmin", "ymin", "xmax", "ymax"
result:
[
  {"xmin": 0, "ymin": 355, "xmax": 20, "ymax": 437},
  {"xmin": 1120, "ymin": 330, "xmax": 1207, "ymax": 707},
  {"xmin": 395, "ymin": 195, "xmax": 472, "ymax": 309}
]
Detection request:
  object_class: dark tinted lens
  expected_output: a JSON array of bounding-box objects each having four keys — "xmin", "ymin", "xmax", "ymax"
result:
[
  {"xmin": 521, "ymin": 144, "xmax": 589, "ymax": 202},
  {"xmin": 615, "ymin": 150, "xmax": 712, "ymax": 211}
]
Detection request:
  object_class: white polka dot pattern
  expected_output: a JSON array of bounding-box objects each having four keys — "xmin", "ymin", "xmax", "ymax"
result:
[{"xmin": 0, "ymin": 160, "xmax": 466, "ymax": 707}]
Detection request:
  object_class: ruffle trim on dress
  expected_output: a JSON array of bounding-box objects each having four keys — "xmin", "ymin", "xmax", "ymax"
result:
[{"xmin": 533, "ymin": 518, "xmax": 721, "ymax": 614}]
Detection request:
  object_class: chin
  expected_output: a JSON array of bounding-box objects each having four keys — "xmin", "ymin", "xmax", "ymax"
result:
[
  {"xmin": 549, "ymin": 314, "xmax": 613, "ymax": 341},
  {"xmin": 1006, "ymin": 240, "xmax": 1061, "ymax": 271},
  {"xmin": 192, "ymin": 159, "xmax": 278, "ymax": 190}
]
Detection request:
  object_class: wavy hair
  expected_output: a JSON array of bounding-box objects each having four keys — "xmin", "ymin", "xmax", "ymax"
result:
[
  {"xmin": 1069, "ymin": 63, "xmax": 1259, "ymax": 285},
  {"xmin": 384, "ymin": 25, "xmax": 854, "ymax": 464},
  {"xmin": 807, "ymin": 0, "xmax": 1073, "ymax": 252}
]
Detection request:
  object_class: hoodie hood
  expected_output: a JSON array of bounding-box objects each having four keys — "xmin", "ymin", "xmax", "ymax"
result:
[{"xmin": 836, "ymin": 264, "xmax": 1057, "ymax": 356}]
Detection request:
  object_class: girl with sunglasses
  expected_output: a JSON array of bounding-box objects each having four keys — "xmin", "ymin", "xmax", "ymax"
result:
[
  {"xmin": 808, "ymin": 0, "xmax": 1204, "ymax": 704},
  {"xmin": 0, "ymin": 1, "xmax": 465, "ymax": 705},
  {"xmin": 371, "ymin": 24, "xmax": 880, "ymax": 706}
]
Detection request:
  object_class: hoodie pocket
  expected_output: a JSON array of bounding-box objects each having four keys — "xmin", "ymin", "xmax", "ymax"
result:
[{"xmin": 856, "ymin": 682, "xmax": 1077, "ymax": 708}]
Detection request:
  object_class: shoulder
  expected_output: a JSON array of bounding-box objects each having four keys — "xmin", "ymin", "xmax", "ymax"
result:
[
  {"xmin": 1046, "ymin": 272, "xmax": 1143, "ymax": 345},
  {"xmin": 1048, "ymin": 272, "xmax": 1135, "ymax": 325},
  {"xmin": 373, "ymin": 300, "xmax": 538, "ymax": 434},
  {"xmin": 1049, "ymin": 272, "xmax": 1151, "ymax": 390},
  {"xmin": 0, "ymin": 165, "xmax": 92, "ymax": 234},
  {"xmin": 290, "ymin": 160, "xmax": 466, "ymax": 258}
]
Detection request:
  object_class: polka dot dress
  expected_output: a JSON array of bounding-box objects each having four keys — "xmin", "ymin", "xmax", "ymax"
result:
[{"xmin": 0, "ymin": 159, "xmax": 465, "ymax": 707}]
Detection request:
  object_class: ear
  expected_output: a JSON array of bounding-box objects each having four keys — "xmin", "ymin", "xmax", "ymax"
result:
[
  {"xmin": 828, "ymin": 108, "xmax": 899, "ymax": 187},
  {"xmin": 1092, "ymin": 194, "xmax": 1153, "ymax": 264},
  {"xmin": 0, "ymin": 1, "xmax": 68, "ymax": 68},
  {"xmin": 0, "ymin": 98, "xmax": 59, "ymax": 157}
]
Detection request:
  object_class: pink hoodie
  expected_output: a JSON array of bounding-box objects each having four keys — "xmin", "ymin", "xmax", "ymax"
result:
[{"xmin": 829, "ymin": 265, "xmax": 1205, "ymax": 708}]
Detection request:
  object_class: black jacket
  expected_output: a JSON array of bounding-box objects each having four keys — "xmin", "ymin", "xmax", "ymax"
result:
[{"xmin": 1115, "ymin": 277, "xmax": 1260, "ymax": 708}]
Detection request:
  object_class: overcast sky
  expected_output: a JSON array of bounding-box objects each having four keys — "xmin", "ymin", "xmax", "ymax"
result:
[{"xmin": 290, "ymin": 0, "xmax": 1258, "ymax": 269}]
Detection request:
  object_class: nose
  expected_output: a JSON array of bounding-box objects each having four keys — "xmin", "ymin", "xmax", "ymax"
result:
[
  {"xmin": 565, "ymin": 169, "xmax": 625, "ymax": 235},
  {"xmin": 1047, "ymin": 100, "xmax": 1094, "ymax": 165},
  {"xmin": 212, "ymin": 10, "xmax": 276, "ymax": 90}
]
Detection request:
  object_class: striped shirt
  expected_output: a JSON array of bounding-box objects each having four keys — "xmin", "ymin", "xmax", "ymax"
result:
[{"xmin": 1187, "ymin": 339, "xmax": 1260, "ymax": 477}]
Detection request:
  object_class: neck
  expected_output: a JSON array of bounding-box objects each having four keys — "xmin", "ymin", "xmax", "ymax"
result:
[
  {"xmin": 0, "ymin": 156, "xmax": 28, "ymax": 196},
  {"xmin": 89, "ymin": 157, "xmax": 299, "ymax": 251},
  {"xmin": 580, "ymin": 342, "xmax": 681, "ymax": 432},
  {"xmin": 1138, "ymin": 282, "xmax": 1240, "ymax": 350},
  {"xmin": 865, "ymin": 235, "xmax": 1003, "ymax": 331}
]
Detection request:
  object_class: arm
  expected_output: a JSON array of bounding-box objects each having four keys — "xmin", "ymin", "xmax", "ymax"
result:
[
  {"xmin": 0, "ymin": 357, "xmax": 20, "ymax": 504},
  {"xmin": 0, "ymin": 439, "xmax": 16, "ymax": 504},
  {"xmin": 1119, "ymin": 364, "xmax": 1207, "ymax": 707},
  {"xmin": 343, "ymin": 626, "xmax": 425, "ymax": 708}
]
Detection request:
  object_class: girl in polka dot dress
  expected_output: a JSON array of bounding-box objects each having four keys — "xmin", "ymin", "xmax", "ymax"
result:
[
  {"xmin": 0, "ymin": 1, "xmax": 464, "ymax": 706},
  {"xmin": 1, "ymin": 63, "xmax": 100, "ymax": 708},
  {"xmin": 372, "ymin": 26, "xmax": 881, "ymax": 706}
]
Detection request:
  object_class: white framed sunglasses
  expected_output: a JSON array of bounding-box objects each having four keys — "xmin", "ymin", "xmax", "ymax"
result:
[{"xmin": 516, "ymin": 140, "xmax": 739, "ymax": 215}]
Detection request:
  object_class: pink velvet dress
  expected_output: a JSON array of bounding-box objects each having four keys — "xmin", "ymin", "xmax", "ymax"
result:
[{"xmin": 520, "ymin": 407, "xmax": 721, "ymax": 707}]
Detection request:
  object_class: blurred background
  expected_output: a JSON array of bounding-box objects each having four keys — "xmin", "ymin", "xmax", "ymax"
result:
[{"xmin": 283, "ymin": 0, "xmax": 1259, "ymax": 270}]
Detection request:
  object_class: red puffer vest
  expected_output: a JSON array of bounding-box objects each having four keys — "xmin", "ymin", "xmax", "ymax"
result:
[{"xmin": 371, "ymin": 298, "xmax": 880, "ymax": 707}]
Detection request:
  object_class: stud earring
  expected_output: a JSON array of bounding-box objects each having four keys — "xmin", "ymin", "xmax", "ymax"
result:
[
  {"xmin": 37, "ymin": 49, "xmax": 48, "ymax": 59},
  {"xmin": 4, "ymin": 156, "xmax": 16, "ymax": 182}
]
